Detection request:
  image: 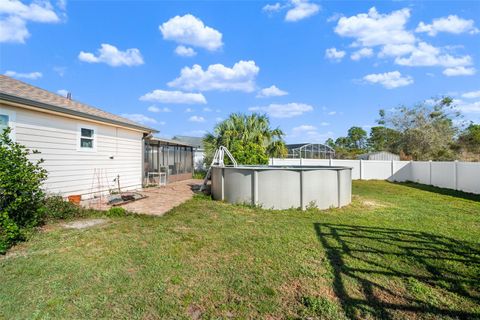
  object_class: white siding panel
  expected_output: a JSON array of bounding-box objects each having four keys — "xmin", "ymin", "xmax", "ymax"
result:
[
  {"xmin": 457, "ymin": 162, "xmax": 480, "ymax": 194},
  {"xmin": 410, "ymin": 162, "xmax": 431, "ymax": 185},
  {"xmin": 431, "ymin": 162, "xmax": 456, "ymax": 189},
  {"xmin": 362, "ymin": 160, "xmax": 392, "ymax": 180},
  {"xmin": 2, "ymin": 104, "xmax": 144, "ymax": 198}
]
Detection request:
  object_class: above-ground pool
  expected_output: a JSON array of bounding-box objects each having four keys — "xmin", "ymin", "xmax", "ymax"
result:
[{"xmin": 211, "ymin": 165, "xmax": 352, "ymax": 210}]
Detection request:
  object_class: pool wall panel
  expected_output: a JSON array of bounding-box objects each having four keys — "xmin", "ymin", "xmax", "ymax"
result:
[{"xmin": 211, "ymin": 166, "xmax": 352, "ymax": 210}]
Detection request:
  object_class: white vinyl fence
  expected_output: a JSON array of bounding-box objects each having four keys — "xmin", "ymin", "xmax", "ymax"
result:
[{"xmin": 270, "ymin": 158, "xmax": 480, "ymax": 194}]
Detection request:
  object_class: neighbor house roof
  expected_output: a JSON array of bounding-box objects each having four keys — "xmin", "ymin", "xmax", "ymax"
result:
[
  {"xmin": 172, "ymin": 135, "xmax": 204, "ymax": 149},
  {"xmin": 0, "ymin": 75, "xmax": 157, "ymax": 133}
]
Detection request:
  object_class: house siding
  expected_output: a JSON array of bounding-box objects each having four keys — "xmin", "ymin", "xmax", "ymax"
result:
[{"xmin": 1, "ymin": 104, "xmax": 143, "ymax": 197}]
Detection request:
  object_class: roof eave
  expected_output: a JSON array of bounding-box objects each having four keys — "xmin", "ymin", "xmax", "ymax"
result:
[{"xmin": 0, "ymin": 93, "xmax": 158, "ymax": 134}]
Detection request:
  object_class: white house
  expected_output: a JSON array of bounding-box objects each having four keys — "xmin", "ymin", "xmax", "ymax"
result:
[{"xmin": 0, "ymin": 75, "xmax": 158, "ymax": 198}]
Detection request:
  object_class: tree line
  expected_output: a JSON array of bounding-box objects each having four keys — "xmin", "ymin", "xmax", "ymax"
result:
[
  {"xmin": 325, "ymin": 97, "xmax": 480, "ymax": 161},
  {"xmin": 203, "ymin": 97, "xmax": 479, "ymax": 165}
]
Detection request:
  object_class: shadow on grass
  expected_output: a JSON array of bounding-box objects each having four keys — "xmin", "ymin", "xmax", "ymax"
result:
[
  {"xmin": 390, "ymin": 181, "xmax": 480, "ymax": 202},
  {"xmin": 314, "ymin": 223, "xmax": 480, "ymax": 319}
]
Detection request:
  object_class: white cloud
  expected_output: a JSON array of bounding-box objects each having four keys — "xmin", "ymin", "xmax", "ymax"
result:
[
  {"xmin": 332, "ymin": 7, "xmax": 477, "ymax": 76},
  {"xmin": 416, "ymin": 15, "xmax": 479, "ymax": 36},
  {"xmin": 140, "ymin": 89, "xmax": 206, "ymax": 104},
  {"xmin": 168, "ymin": 60, "xmax": 259, "ymax": 92},
  {"xmin": 174, "ymin": 45, "xmax": 197, "ymax": 57},
  {"xmin": 351, "ymin": 48, "xmax": 373, "ymax": 61},
  {"xmin": 285, "ymin": 0, "xmax": 320, "ymax": 22},
  {"xmin": 121, "ymin": 113, "xmax": 157, "ymax": 124},
  {"xmin": 454, "ymin": 99, "xmax": 480, "ymax": 114},
  {"xmin": 394, "ymin": 42, "xmax": 472, "ymax": 69},
  {"xmin": 263, "ymin": 2, "xmax": 283, "ymax": 13},
  {"xmin": 53, "ymin": 66, "xmax": 66, "ymax": 76},
  {"xmin": 327, "ymin": 13, "xmax": 343, "ymax": 23},
  {"xmin": 462, "ymin": 90, "xmax": 480, "ymax": 99},
  {"xmin": 148, "ymin": 106, "xmax": 171, "ymax": 113},
  {"xmin": 57, "ymin": 89, "xmax": 68, "ymax": 97},
  {"xmin": 0, "ymin": 0, "xmax": 62, "ymax": 43},
  {"xmin": 363, "ymin": 71, "xmax": 413, "ymax": 89},
  {"xmin": 378, "ymin": 43, "xmax": 416, "ymax": 58},
  {"xmin": 320, "ymin": 122, "xmax": 330, "ymax": 126},
  {"xmin": 335, "ymin": 7, "xmax": 415, "ymax": 47},
  {"xmin": 78, "ymin": 44, "xmax": 144, "ymax": 67},
  {"xmin": 203, "ymin": 107, "xmax": 213, "ymax": 112},
  {"xmin": 185, "ymin": 108, "xmax": 194, "ymax": 113},
  {"xmin": 327, "ymin": 111, "xmax": 337, "ymax": 115},
  {"xmin": 290, "ymin": 125, "xmax": 333, "ymax": 142},
  {"xmin": 183, "ymin": 129, "xmax": 206, "ymax": 136},
  {"xmin": 249, "ymin": 102, "xmax": 313, "ymax": 118},
  {"xmin": 215, "ymin": 117, "xmax": 223, "ymax": 122},
  {"xmin": 188, "ymin": 115, "xmax": 205, "ymax": 122},
  {"xmin": 443, "ymin": 66, "xmax": 476, "ymax": 77},
  {"xmin": 292, "ymin": 124, "xmax": 316, "ymax": 133},
  {"xmin": 256, "ymin": 85, "xmax": 288, "ymax": 98},
  {"xmin": 325, "ymin": 47, "xmax": 346, "ymax": 61},
  {"xmin": 4, "ymin": 70, "xmax": 42, "ymax": 79},
  {"xmin": 159, "ymin": 14, "xmax": 223, "ymax": 51}
]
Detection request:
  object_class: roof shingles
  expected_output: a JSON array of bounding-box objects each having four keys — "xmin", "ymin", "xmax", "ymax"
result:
[{"xmin": 0, "ymin": 75, "xmax": 156, "ymax": 132}]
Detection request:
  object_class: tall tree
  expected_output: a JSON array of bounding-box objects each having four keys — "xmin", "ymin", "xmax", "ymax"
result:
[
  {"xmin": 367, "ymin": 126, "xmax": 402, "ymax": 153},
  {"xmin": 203, "ymin": 113, "xmax": 287, "ymax": 165},
  {"xmin": 458, "ymin": 123, "xmax": 480, "ymax": 153},
  {"xmin": 347, "ymin": 126, "xmax": 367, "ymax": 149},
  {"xmin": 378, "ymin": 97, "xmax": 460, "ymax": 160}
]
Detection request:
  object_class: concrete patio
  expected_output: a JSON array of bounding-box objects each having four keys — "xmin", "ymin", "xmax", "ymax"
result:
[
  {"xmin": 82, "ymin": 179, "xmax": 203, "ymax": 215},
  {"xmin": 120, "ymin": 179, "xmax": 203, "ymax": 216}
]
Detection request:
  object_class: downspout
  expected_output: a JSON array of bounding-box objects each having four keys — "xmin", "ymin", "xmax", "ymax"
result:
[{"xmin": 142, "ymin": 133, "xmax": 150, "ymax": 188}]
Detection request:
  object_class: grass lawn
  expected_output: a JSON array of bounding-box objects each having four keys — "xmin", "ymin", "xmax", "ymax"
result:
[{"xmin": 1, "ymin": 181, "xmax": 479, "ymax": 319}]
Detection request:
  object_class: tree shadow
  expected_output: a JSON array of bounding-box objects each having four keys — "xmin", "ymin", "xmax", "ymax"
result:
[
  {"xmin": 390, "ymin": 181, "xmax": 480, "ymax": 202},
  {"xmin": 314, "ymin": 223, "xmax": 480, "ymax": 319}
]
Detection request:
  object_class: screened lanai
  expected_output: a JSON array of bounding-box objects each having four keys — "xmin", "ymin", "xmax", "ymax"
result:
[
  {"xmin": 144, "ymin": 137, "xmax": 194, "ymax": 186},
  {"xmin": 286, "ymin": 143, "xmax": 335, "ymax": 159}
]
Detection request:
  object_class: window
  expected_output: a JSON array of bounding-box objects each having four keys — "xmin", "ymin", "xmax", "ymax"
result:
[
  {"xmin": 0, "ymin": 109, "xmax": 15, "ymax": 141},
  {"xmin": 0, "ymin": 114, "xmax": 9, "ymax": 132},
  {"xmin": 77, "ymin": 125, "xmax": 96, "ymax": 151}
]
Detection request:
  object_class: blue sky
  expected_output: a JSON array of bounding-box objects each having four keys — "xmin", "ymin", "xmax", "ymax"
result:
[{"xmin": 1, "ymin": 0, "xmax": 480, "ymax": 143}]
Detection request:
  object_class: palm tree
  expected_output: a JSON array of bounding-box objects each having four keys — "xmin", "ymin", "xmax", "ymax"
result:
[{"xmin": 204, "ymin": 113, "xmax": 287, "ymax": 165}]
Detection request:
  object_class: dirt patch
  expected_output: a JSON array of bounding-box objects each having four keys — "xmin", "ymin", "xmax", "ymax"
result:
[
  {"xmin": 187, "ymin": 304, "xmax": 203, "ymax": 320},
  {"xmin": 353, "ymin": 195, "xmax": 390, "ymax": 209},
  {"xmin": 62, "ymin": 218, "xmax": 109, "ymax": 230}
]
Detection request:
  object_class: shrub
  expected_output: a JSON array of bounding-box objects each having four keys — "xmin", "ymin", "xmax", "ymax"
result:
[
  {"xmin": 1, "ymin": 128, "xmax": 47, "ymax": 253},
  {"xmin": 42, "ymin": 196, "xmax": 83, "ymax": 220},
  {"xmin": 107, "ymin": 207, "xmax": 127, "ymax": 217},
  {"xmin": 193, "ymin": 170, "xmax": 207, "ymax": 179}
]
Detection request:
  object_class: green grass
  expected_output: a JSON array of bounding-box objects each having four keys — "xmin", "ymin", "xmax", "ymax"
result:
[{"xmin": 1, "ymin": 181, "xmax": 479, "ymax": 319}]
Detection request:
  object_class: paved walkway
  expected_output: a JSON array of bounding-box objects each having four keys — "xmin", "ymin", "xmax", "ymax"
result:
[{"xmin": 120, "ymin": 179, "xmax": 203, "ymax": 216}]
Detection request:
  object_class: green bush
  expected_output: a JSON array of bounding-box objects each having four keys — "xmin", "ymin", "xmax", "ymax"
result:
[
  {"xmin": 193, "ymin": 170, "xmax": 207, "ymax": 179},
  {"xmin": 107, "ymin": 207, "xmax": 127, "ymax": 217},
  {"xmin": 42, "ymin": 196, "xmax": 83, "ymax": 220},
  {"xmin": 1, "ymin": 128, "xmax": 48, "ymax": 253}
]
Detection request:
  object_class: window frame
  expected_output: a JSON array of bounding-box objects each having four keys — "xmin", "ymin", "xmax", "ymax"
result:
[
  {"xmin": 0, "ymin": 108, "xmax": 16, "ymax": 141},
  {"xmin": 76, "ymin": 123, "xmax": 97, "ymax": 152}
]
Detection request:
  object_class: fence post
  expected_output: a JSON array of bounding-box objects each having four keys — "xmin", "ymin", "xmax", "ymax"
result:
[
  {"xmin": 252, "ymin": 170, "xmax": 258, "ymax": 206},
  {"xmin": 300, "ymin": 158, "xmax": 303, "ymax": 166},
  {"xmin": 360, "ymin": 159, "xmax": 363, "ymax": 180},
  {"xmin": 454, "ymin": 160, "xmax": 458, "ymax": 190},
  {"xmin": 300, "ymin": 170, "xmax": 305, "ymax": 210},
  {"xmin": 429, "ymin": 160, "xmax": 432, "ymax": 185},
  {"xmin": 329, "ymin": 157, "xmax": 332, "ymax": 166},
  {"xmin": 391, "ymin": 160, "xmax": 394, "ymax": 178}
]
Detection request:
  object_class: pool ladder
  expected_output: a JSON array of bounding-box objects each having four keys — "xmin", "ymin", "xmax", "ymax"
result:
[{"xmin": 200, "ymin": 146, "xmax": 237, "ymax": 191}]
